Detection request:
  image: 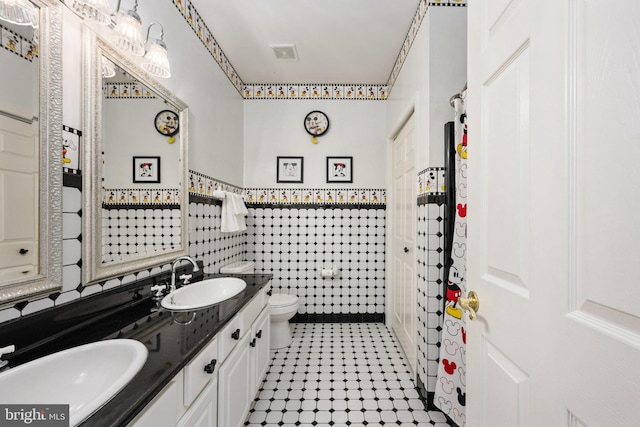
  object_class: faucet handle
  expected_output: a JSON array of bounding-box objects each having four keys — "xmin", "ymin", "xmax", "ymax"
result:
[
  {"xmin": 0, "ymin": 345, "xmax": 15, "ymax": 368},
  {"xmin": 0, "ymin": 345, "xmax": 15, "ymax": 357},
  {"xmin": 151, "ymin": 284, "xmax": 168, "ymax": 298},
  {"xmin": 179, "ymin": 274, "xmax": 193, "ymax": 285}
]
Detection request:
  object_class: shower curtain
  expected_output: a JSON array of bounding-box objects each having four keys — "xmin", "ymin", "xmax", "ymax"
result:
[{"xmin": 434, "ymin": 94, "xmax": 467, "ymax": 427}]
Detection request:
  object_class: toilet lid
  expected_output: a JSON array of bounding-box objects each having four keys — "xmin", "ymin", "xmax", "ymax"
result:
[{"xmin": 270, "ymin": 293, "xmax": 297, "ymax": 308}]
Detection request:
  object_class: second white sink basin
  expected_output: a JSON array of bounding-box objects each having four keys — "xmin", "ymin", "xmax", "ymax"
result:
[
  {"xmin": 161, "ymin": 277, "xmax": 247, "ymax": 312},
  {"xmin": 0, "ymin": 339, "xmax": 147, "ymax": 426}
]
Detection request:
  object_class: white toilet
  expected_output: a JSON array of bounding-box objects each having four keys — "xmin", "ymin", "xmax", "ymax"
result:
[
  {"xmin": 269, "ymin": 293, "xmax": 299, "ymax": 349},
  {"xmin": 219, "ymin": 261, "xmax": 299, "ymax": 349}
]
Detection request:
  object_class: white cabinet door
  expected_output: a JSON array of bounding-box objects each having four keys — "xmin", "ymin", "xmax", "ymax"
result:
[
  {"xmin": 177, "ymin": 378, "xmax": 217, "ymax": 427},
  {"xmin": 250, "ymin": 306, "xmax": 271, "ymax": 397},
  {"xmin": 218, "ymin": 333, "xmax": 251, "ymax": 427},
  {"xmin": 128, "ymin": 370, "xmax": 185, "ymax": 427}
]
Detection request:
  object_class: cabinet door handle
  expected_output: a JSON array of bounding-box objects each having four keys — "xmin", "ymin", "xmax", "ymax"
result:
[
  {"xmin": 256, "ymin": 330, "xmax": 262, "ymax": 339},
  {"xmin": 250, "ymin": 338, "xmax": 256, "ymax": 348},
  {"xmin": 204, "ymin": 359, "xmax": 217, "ymax": 374},
  {"xmin": 19, "ymin": 248, "xmax": 28, "ymax": 255},
  {"xmin": 231, "ymin": 328, "xmax": 241, "ymax": 340}
]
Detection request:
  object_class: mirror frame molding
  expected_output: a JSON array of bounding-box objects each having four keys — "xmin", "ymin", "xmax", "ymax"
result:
[
  {"xmin": 0, "ymin": 0, "xmax": 63, "ymax": 308},
  {"xmin": 82, "ymin": 28, "xmax": 189, "ymax": 284}
]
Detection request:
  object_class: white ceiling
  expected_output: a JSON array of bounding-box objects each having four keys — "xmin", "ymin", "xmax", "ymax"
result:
[{"xmin": 190, "ymin": 0, "xmax": 421, "ymax": 85}]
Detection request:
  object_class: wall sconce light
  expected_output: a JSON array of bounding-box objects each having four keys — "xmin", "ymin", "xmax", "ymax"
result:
[
  {"xmin": 0, "ymin": 0, "xmax": 38, "ymax": 27},
  {"xmin": 111, "ymin": 0, "xmax": 145, "ymax": 57},
  {"xmin": 71, "ymin": 0, "xmax": 171, "ymax": 78},
  {"xmin": 141, "ymin": 23, "xmax": 170, "ymax": 78}
]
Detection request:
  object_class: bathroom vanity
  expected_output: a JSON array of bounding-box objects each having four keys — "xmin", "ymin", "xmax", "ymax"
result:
[
  {"xmin": 0, "ymin": 269, "xmax": 272, "ymax": 427},
  {"xmin": 128, "ymin": 276, "xmax": 271, "ymax": 427}
]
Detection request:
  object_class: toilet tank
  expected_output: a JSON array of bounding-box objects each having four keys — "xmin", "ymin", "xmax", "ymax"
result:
[{"xmin": 219, "ymin": 261, "xmax": 255, "ymax": 274}]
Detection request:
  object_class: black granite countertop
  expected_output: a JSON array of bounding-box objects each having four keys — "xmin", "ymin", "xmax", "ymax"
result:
[{"xmin": 0, "ymin": 271, "xmax": 272, "ymax": 427}]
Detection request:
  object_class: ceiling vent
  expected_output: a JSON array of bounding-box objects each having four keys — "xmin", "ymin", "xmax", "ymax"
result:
[{"xmin": 270, "ymin": 44, "xmax": 298, "ymax": 61}]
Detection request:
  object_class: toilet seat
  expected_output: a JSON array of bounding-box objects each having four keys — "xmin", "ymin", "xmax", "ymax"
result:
[{"xmin": 270, "ymin": 293, "xmax": 298, "ymax": 308}]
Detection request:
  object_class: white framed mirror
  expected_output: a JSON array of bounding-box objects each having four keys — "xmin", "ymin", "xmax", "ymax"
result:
[
  {"xmin": 0, "ymin": 0, "xmax": 62, "ymax": 308},
  {"xmin": 82, "ymin": 28, "xmax": 189, "ymax": 284}
]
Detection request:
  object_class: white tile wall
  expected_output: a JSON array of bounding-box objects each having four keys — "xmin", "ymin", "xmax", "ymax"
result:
[
  {"xmin": 417, "ymin": 199, "xmax": 447, "ymax": 396},
  {"xmin": 246, "ymin": 207, "xmax": 386, "ymax": 316}
]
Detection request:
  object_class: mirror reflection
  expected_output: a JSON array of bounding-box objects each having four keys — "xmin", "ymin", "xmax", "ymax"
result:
[
  {"xmin": 0, "ymin": 13, "xmax": 39, "ymax": 281},
  {"xmin": 83, "ymin": 31, "xmax": 188, "ymax": 284},
  {"xmin": 0, "ymin": 0, "xmax": 62, "ymax": 306},
  {"xmin": 101, "ymin": 59, "xmax": 182, "ymax": 263}
]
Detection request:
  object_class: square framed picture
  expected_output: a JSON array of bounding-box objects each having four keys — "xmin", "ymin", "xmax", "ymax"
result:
[
  {"xmin": 277, "ymin": 156, "xmax": 304, "ymax": 183},
  {"xmin": 133, "ymin": 156, "xmax": 161, "ymax": 183},
  {"xmin": 326, "ymin": 156, "xmax": 353, "ymax": 183}
]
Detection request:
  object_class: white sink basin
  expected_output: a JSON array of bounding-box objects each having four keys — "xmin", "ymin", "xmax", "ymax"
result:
[
  {"xmin": 161, "ymin": 277, "xmax": 247, "ymax": 312},
  {"xmin": 0, "ymin": 339, "xmax": 147, "ymax": 426}
]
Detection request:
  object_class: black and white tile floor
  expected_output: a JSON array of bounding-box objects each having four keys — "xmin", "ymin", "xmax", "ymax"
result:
[{"xmin": 245, "ymin": 323, "xmax": 453, "ymax": 426}]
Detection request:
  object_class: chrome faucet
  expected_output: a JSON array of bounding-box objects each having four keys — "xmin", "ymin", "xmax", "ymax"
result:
[
  {"xmin": 170, "ymin": 256, "xmax": 200, "ymax": 292},
  {"xmin": 0, "ymin": 344, "xmax": 15, "ymax": 369}
]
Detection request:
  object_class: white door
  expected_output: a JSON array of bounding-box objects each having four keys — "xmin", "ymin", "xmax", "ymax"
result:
[
  {"xmin": 391, "ymin": 113, "xmax": 417, "ymax": 373},
  {"xmin": 0, "ymin": 115, "xmax": 38, "ymax": 281},
  {"xmin": 466, "ymin": 1, "xmax": 640, "ymax": 426}
]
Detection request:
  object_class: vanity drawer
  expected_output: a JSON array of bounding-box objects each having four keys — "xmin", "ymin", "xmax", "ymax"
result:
[
  {"xmin": 241, "ymin": 289, "xmax": 266, "ymax": 330},
  {"xmin": 183, "ymin": 336, "xmax": 218, "ymax": 407},
  {"xmin": 218, "ymin": 313, "xmax": 244, "ymax": 363}
]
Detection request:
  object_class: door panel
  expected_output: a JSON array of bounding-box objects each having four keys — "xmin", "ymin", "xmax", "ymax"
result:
[
  {"xmin": 481, "ymin": 338, "xmax": 529, "ymax": 427},
  {"xmin": 574, "ymin": 1, "xmax": 640, "ymax": 324},
  {"xmin": 391, "ymin": 113, "xmax": 417, "ymax": 373},
  {"xmin": 483, "ymin": 45, "xmax": 530, "ymax": 295},
  {"xmin": 467, "ymin": 0, "xmax": 640, "ymax": 426}
]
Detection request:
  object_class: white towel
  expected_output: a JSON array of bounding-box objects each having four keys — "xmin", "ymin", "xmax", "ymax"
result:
[
  {"xmin": 231, "ymin": 193, "xmax": 248, "ymax": 231},
  {"xmin": 221, "ymin": 192, "xmax": 248, "ymax": 233}
]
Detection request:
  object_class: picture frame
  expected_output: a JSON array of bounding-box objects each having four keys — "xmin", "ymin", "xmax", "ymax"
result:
[
  {"xmin": 326, "ymin": 156, "xmax": 353, "ymax": 183},
  {"xmin": 277, "ymin": 156, "xmax": 304, "ymax": 183},
  {"xmin": 133, "ymin": 156, "xmax": 161, "ymax": 183}
]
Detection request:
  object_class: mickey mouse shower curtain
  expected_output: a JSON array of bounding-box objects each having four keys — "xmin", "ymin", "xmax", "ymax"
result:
[{"xmin": 434, "ymin": 94, "xmax": 467, "ymax": 426}]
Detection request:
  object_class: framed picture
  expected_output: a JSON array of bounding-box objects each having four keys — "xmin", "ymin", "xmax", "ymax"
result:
[
  {"xmin": 133, "ymin": 156, "xmax": 161, "ymax": 183},
  {"xmin": 277, "ymin": 156, "xmax": 304, "ymax": 183},
  {"xmin": 326, "ymin": 156, "xmax": 353, "ymax": 183}
]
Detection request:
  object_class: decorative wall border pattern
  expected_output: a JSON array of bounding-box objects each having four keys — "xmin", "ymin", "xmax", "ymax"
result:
[
  {"xmin": 245, "ymin": 188, "xmax": 386, "ymax": 206},
  {"xmin": 187, "ymin": 170, "xmax": 243, "ymax": 198},
  {"xmin": 169, "ymin": 0, "xmax": 466, "ymax": 100},
  {"xmin": 172, "ymin": 0, "xmax": 244, "ymax": 94},
  {"xmin": 242, "ymin": 84, "xmax": 388, "ymax": 101},
  {"xmin": 428, "ymin": 0, "xmax": 468, "ymax": 6},
  {"xmin": 62, "ymin": 124, "xmax": 82, "ymax": 174},
  {"xmin": 103, "ymin": 82, "xmax": 157, "ymax": 99},
  {"xmin": 1, "ymin": 24, "xmax": 38, "ymax": 62},
  {"xmin": 418, "ymin": 167, "xmax": 446, "ymax": 196},
  {"xmin": 386, "ymin": 0, "xmax": 467, "ymax": 90},
  {"xmin": 103, "ymin": 188, "xmax": 181, "ymax": 205}
]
